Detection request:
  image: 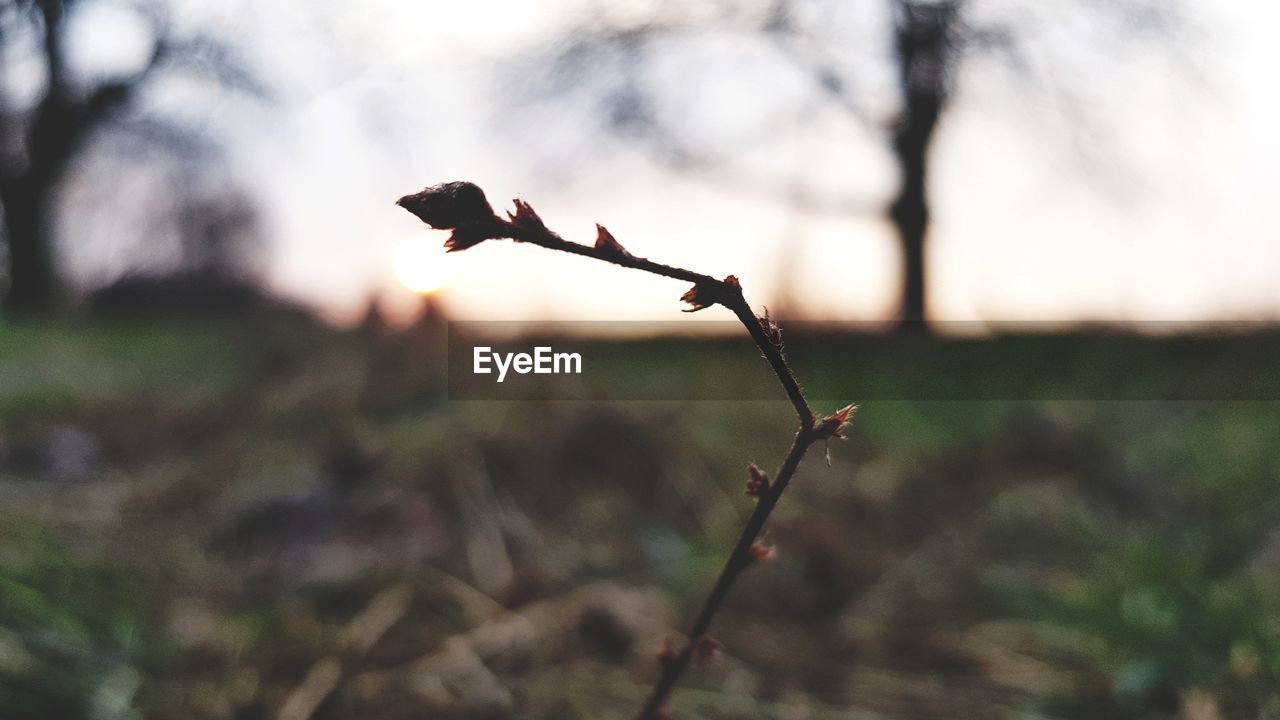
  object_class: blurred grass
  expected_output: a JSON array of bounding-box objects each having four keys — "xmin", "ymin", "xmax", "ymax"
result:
[
  {"xmin": 0, "ymin": 321, "xmax": 240, "ymax": 415},
  {"xmin": 1, "ymin": 319, "xmax": 1278, "ymax": 719}
]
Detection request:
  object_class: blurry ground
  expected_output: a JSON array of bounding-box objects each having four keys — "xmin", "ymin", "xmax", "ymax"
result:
[{"xmin": 1, "ymin": 318, "xmax": 1279, "ymax": 719}]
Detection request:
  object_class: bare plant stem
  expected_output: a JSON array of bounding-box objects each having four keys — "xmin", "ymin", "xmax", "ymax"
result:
[
  {"xmin": 500, "ymin": 218, "xmax": 814, "ymax": 425},
  {"xmin": 396, "ymin": 183, "xmax": 850, "ymax": 719},
  {"xmin": 635, "ymin": 424, "xmax": 820, "ymax": 719}
]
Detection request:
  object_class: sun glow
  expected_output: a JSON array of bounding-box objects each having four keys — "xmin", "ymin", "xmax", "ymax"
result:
[{"xmin": 395, "ymin": 237, "xmax": 455, "ymax": 294}]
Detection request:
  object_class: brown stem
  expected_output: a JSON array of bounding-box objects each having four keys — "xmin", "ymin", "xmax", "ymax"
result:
[
  {"xmin": 635, "ymin": 424, "xmax": 819, "ymax": 719},
  {"xmin": 501, "ymin": 217, "xmax": 828, "ymax": 718},
  {"xmin": 501, "ymin": 219, "xmax": 814, "ymax": 426},
  {"xmin": 398, "ymin": 184, "xmax": 844, "ymax": 718},
  {"xmin": 507, "ymin": 225, "xmax": 719, "ymax": 287}
]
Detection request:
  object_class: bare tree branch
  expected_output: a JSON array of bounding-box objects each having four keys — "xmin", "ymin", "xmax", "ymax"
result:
[{"xmin": 396, "ymin": 181, "xmax": 857, "ymax": 717}]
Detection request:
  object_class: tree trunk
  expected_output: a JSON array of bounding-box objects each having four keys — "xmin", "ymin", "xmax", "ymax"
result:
[
  {"xmin": 889, "ymin": 91, "xmax": 937, "ymax": 327},
  {"xmin": 1, "ymin": 176, "xmax": 56, "ymax": 314},
  {"xmin": 3, "ymin": 85, "xmax": 93, "ymax": 315},
  {"xmin": 889, "ymin": 1, "xmax": 954, "ymax": 329}
]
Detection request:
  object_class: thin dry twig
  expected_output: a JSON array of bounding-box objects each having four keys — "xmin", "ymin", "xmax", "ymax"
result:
[
  {"xmin": 397, "ymin": 181, "xmax": 855, "ymax": 719},
  {"xmin": 277, "ymin": 585, "xmax": 412, "ymax": 720}
]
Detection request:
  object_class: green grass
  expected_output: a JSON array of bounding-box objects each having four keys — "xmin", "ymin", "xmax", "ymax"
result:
[
  {"xmin": 0, "ymin": 321, "xmax": 240, "ymax": 417},
  {"xmin": 2, "ymin": 320, "xmax": 1279, "ymax": 719}
]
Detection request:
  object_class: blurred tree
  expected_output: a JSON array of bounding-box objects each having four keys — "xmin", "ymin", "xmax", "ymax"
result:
[
  {"xmin": 888, "ymin": 1, "xmax": 955, "ymax": 326},
  {"xmin": 528, "ymin": 0, "xmax": 1186, "ymax": 327},
  {"xmin": 170, "ymin": 180, "xmax": 260, "ymax": 280},
  {"xmin": 0, "ymin": 0, "xmax": 259, "ymax": 314},
  {"xmin": 85, "ymin": 172, "xmax": 287, "ymax": 319}
]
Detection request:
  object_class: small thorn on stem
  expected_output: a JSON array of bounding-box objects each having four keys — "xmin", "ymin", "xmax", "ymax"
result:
[
  {"xmin": 815, "ymin": 404, "xmax": 856, "ymax": 466},
  {"xmin": 594, "ymin": 224, "xmax": 634, "ymax": 259},
  {"xmin": 817, "ymin": 403, "xmax": 857, "ymax": 441},
  {"xmin": 746, "ymin": 463, "xmax": 770, "ymax": 498},
  {"xmin": 680, "ymin": 275, "xmax": 741, "ymax": 312},
  {"xmin": 691, "ymin": 636, "xmax": 722, "ymax": 668},
  {"xmin": 758, "ymin": 308, "xmax": 783, "ymax": 347},
  {"xmin": 679, "ymin": 282, "xmax": 718, "ymax": 312},
  {"xmin": 657, "ymin": 637, "xmax": 677, "ymax": 668},
  {"xmin": 507, "ymin": 197, "xmax": 550, "ymax": 234},
  {"xmin": 749, "ymin": 538, "xmax": 776, "ymax": 563}
]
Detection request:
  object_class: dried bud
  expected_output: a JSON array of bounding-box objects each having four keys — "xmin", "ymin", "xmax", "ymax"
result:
[
  {"xmin": 680, "ymin": 276, "xmax": 739, "ymax": 312},
  {"xmin": 442, "ymin": 226, "xmax": 502, "ymax": 253},
  {"xmin": 817, "ymin": 403, "xmax": 857, "ymax": 440},
  {"xmin": 749, "ymin": 539, "xmax": 776, "ymax": 563},
  {"xmin": 680, "ymin": 283, "xmax": 714, "ymax": 312},
  {"xmin": 745, "ymin": 463, "xmax": 770, "ymax": 498},
  {"xmin": 758, "ymin": 308, "xmax": 783, "ymax": 348},
  {"xmin": 398, "ymin": 182, "xmax": 507, "ymax": 252},
  {"xmin": 594, "ymin": 224, "xmax": 633, "ymax": 259},
  {"xmin": 397, "ymin": 181, "xmax": 499, "ymax": 229},
  {"xmin": 692, "ymin": 636, "xmax": 721, "ymax": 668},
  {"xmin": 506, "ymin": 198, "xmax": 551, "ymax": 235},
  {"xmin": 657, "ymin": 637, "xmax": 677, "ymax": 666}
]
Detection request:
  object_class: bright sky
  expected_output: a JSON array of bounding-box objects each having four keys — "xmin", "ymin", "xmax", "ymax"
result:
[{"xmin": 62, "ymin": 0, "xmax": 1280, "ymax": 326}]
